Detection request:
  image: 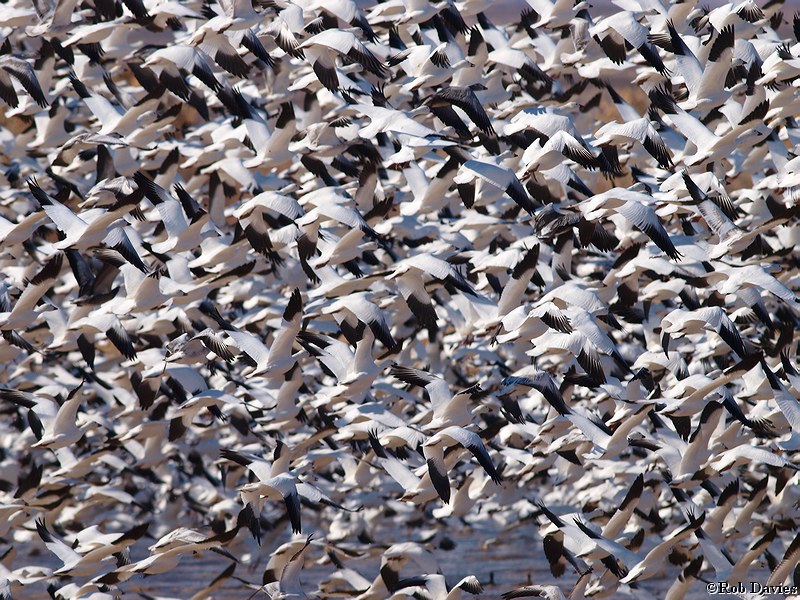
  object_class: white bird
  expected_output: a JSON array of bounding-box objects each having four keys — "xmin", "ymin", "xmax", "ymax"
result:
[
  {"xmin": 387, "ymin": 252, "xmax": 476, "ymax": 330},
  {"xmin": 298, "ymin": 29, "xmax": 385, "ymax": 91},
  {"xmin": 594, "ymin": 118, "xmax": 673, "ymax": 170},
  {"xmin": 29, "ymin": 381, "xmax": 87, "ymax": 449},
  {"xmin": 454, "ymin": 158, "xmax": 537, "ymax": 214},
  {"xmin": 27, "ymin": 179, "xmax": 142, "ymax": 263},
  {"xmin": 35, "ymin": 519, "xmax": 148, "ymax": 577},
  {"xmin": 207, "ymin": 289, "xmax": 303, "ymax": 378},
  {"xmin": 144, "ymin": 45, "xmax": 225, "ymax": 93},
  {"xmin": 661, "ymin": 306, "xmax": 747, "ymax": 358},
  {"xmin": 0, "ymin": 252, "xmax": 61, "ymax": 331},
  {"xmin": 134, "ymin": 171, "xmax": 215, "ymax": 254},
  {"xmin": 423, "ymin": 425, "xmax": 502, "ymax": 503},
  {"xmin": 262, "ymin": 534, "xmax": 315, "ymax": 600},
  {"xmin": 651, "ymin": 23, "xmax": 730, "ymax": 110},
  {"xmin": 580, "ymin": 187, "xmax": 682, "ymax": 260},
  {"xmin": 0, "ymin": 55, "xmax": 49, "ymax": 108},
  {"xmin": 390, "ymin": 364, "xmax": 484, "ymax": 427}
]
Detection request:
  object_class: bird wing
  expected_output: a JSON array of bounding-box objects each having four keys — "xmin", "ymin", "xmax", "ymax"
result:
[
  {"xmin": 14, "ymin": 253, "xmax": 63, "ymax": 315},
  {"xmin": 441, "ymin": 426, "xmax": 501, "ymax": 484},
  {"xmin": 590, "ymin": 193, "xmax": 681, "ymax": 260},
  {"xmin": 0, "ymin": 57, "xmax": 48, "ymax": 107},
  {"xmin": 395, "ymin": 273, "xmax": 438, "ymax": 331},
  {"xmin": 192, "ymin": 329, "xmax": 236, "ymax": 363},
  {"xmin": 390, "ymin": 364, "xmax": 451, "ymax": 407},
  {"xmin": 225, "ymin": 328, "xmax": 270, "ymax": 367},
  {"xmin": 460, "ymin": 160, "xmax": 535, "ymax": 214},
  {"xmin": 666, "ymin": 21, "xmax": 703, "ymax": 96},
  {"xmin": 267, "ymin": 289, "xmax": 302, "ymax": 365},
  {"xmin": 423, "ymin": 440, "xmax": 450, "ymax": 503},
  {"xmin": 548, "ymin": 131, "xmax": 599, "ymax": 170},
  {"xmin": 103, "ymin": 227, "xmax": 148, "ymax": 273},
  {"xmin": 412, "ymin": 253, "xmax": 475, "ymax": 295},
  {"xmin": 28, "ymin": 179, "xmax": 88, "ymax": 237},
  {"xmin": 134, "ymin": 172, "xmax": 190, "ymax": 236},
  {"xmin": 433, "ymin": 87, "xmax": 494, "ymax": 135}
]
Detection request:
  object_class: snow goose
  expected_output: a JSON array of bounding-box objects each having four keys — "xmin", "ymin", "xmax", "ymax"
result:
[
  {"xmin": 525, "ymin": 309, "xmax": 629, "ymax": 384},
  {"xmin": 664, "ymin": 557, "xmax": 705, "ymax": 600},
  {"xmin": 0, "ymin": 210, "xmax": 46, "ymax": 254},
  {"xmin": 318, "ymin": 291, "xmax": 397, "ymax": 351},
  {"xmin": 97, "ymin": 527, "xmax": 236, "ymax": 582},
  {"xmin": 390, "ymin": 364, "xmax": 484, "ymax": 428},
  {"xmin": 240, "ymin": 100, "xmax": 297, "ymax": 170},
  {"xmin": 523, "ymin": 0, "xmax": 588, "ymax": 29},
  {"xmin": 502, "ymin": 584, "xmax": 568, "ymax": 600},
  {"xmin": 486, "ymin": 44, "xmax": 552, "ymax": 87},
  {"xmin": 386, "ymin": 252, "xmax": 475, "ymax": 331},
  {"xmin": 594, "ymin": 118, "xmax": 673, "ymax": 171},
  {"xmin": 165, "ymin": 328, "xmax": 236, "ymax": 365},
  {"xmin": 579, "ymin": 187, "xmax": 682, "ymax": 260},
  {"xmin": 232, "ymin": 187, "xmax": 302, "ymax": 265},
  {"xmin": 584, "ymin": 514, "xmax": 705, "ymax": 584},
  {"xmin": 187, "ymin": 26, "xmax": 253, "ymax": 79},
  {"xmin": 661, "ymin": 306, "xmax": 748, "ymax": 359},
  {"xmin": 354, "ymin": 103, "xmax": 439, "ymax": 139},
  {"xmin": 369, "ymin": 0, "xmax": 465, "ymax": 30},
  {"xmin": 453, "ymin": 158, "xmax": 537, "ymax": 214},
  {"xmin": 29, "ymin": 381, "xmax": 88, "ymax": 449},
  {"xmin": 387, "ymin": 42, "xmax": 457, "ymax": 92},
  {"xmin": 494, "ymin": 301, "xmax": 573, "ymax": 345},
  {"xmin": 66, "ymin": 72, "xmax": 161, "ymax": 138},
  {"xmin": 262, "ymin": 2, "xmax": 306, "ymax": 60},
  {"xmin": 702, "ymin": 262, "xmax": 798, "ymax": 309},
  {"xmin": 143, "ymin": 45, "xmax": 226, "ymax": 94},
  {"xmin": 590, "ymin": 11, "xmax": 670, "ymax": 75},
  {"xmin": 629, "ymin": 404, "xmax": 723, "ymax": 485},
  {"xmin": 0, "ymin": 252, "xmax": 61, "ymax": 332},
  {"xmin": 205, "ymin": 0, "xmax": 261, "ymax": 29},
  {"xmin": 699, "ymin": 0, "xmax": 765, "ymax": 36},
  {"xmin": 490, "ymin": 246, "xmax": 543, "ymax": 321},
  {"xmin": 601, "ymin": 474, "xmax": 644, "ymax": 540},
  {"xmin": 534, "ymin": 501, "xmax": 623, "ymax": 571},
  {"xmin": 0, "ymin": 55, "xmax": 49, "ymax": 109},
  {"xmin": 222, "ymin": 449, "xmax": 354, "ymax": 537},
  {"xmin": 261, "ymin": 534, "xmax": 315, "ymax": 599},
  {"xmin": 35, "ymin": 519, "xmax": 147, "ymax": 577},
  {"xmin": 306, "ymin": 0, "xmax": 377, "ymax": 41},
  {"xmin": 25, "ymin": 0, "xmax": 82, "ymax": 37},
  {"xmin": 27, "ymin": 179, "xmax": 143, "ymax": 266},
  {"xmin": 766, "ymin": 532, "xmax": 800, "ymax": 587},
  {"xmin": 298, "ymin": 28, "xmax": 386, "ymax": 91},
  {"xmin": 760, "ymin": 359, "xmax": 800, "ymax": 434},
  {"xmin": 508, "ymin": 372, "xmax": 648, "ymax": 457},
  {"xmin": 681, "ymin": 170, "xmax": 789, "ymax": 259},
  {"xmin": 663, "ymin": 22, "xmax": 735, "ymax": 111},
  {"xmin": 648, "ymin": 86, "xmax": 769, "ymax": 167},
  {"xmin": 367, "ymin": 431, "xmax": 437, "ymax": 504},
  {"xmin": 133, "ymin": 172, "xmax": 216, "ymax": 254},
  {"xmin": 69, "ymin": 306, "xmax": 138, "ymax": 360},
  {"xmin": 423, "ymin": 425, "xmax": 501, "ymax": 503},
  {"xmin": 520, "ymin": 130, "xmax": 604, "ymax": 176},
  {"xmin": 425, "ymin": 85, "xmax": 496, "ymax": 137},
  {"xmin": 298, "ymin": 327, "xmax": 384, "ymax": 402},
  {"xmin": 656, "ymin": 353, "xmax": 763, "ymax": 418},
  {"xmin": 217, "ymin": 288, "xmax": 303, "ymax": 378},
  {"xmin": 397, "ymin": 573, "xmax": 483, "ymax": 600}
]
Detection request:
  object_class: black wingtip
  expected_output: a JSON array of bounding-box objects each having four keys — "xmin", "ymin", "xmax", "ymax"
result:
[{"xmin": 283, "ymin": 288, "xmax": 302, "ymax": 322}]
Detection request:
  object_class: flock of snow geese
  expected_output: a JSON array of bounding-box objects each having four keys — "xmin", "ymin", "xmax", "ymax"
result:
[{"xmin": 1, "ymin": 0, "xmax": 800, "ymax": 597}]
